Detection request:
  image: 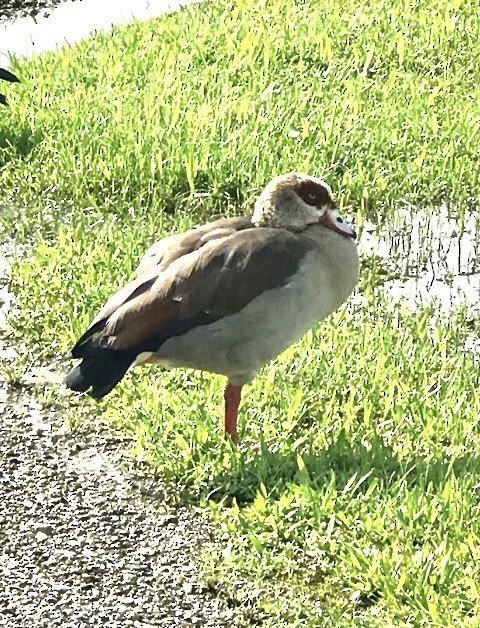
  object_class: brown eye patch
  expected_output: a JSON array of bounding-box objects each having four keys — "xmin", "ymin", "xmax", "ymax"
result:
[{"xmin": 295, "ymin": 180, "xmax": 333, "ymax": 207}]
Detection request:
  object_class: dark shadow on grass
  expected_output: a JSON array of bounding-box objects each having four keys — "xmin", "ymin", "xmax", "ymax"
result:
[
  {"xmin": 0, "ymin": 125, "xmax": 43, "ymax": 164},
  {"xmin": 159, "ymin": 171, "xmax": 248, "ymax": 215},
  {"xmin": 203, "ymin": 429, "xmax": 480, "ymax": 506}
]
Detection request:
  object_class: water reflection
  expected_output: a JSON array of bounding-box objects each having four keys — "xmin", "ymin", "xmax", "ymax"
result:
[{"xmin": 360, "ymin": 203, "xmax": 480, "ymax": 314}]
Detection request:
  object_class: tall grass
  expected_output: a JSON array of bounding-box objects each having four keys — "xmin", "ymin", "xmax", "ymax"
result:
[{"xmin": 1, "ymin": 0, "xmax": 480, "ymax": 236}]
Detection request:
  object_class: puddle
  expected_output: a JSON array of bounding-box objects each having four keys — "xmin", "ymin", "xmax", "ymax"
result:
[
  {"xmin": 359, "ymin": 203, "xmax": 480, "ymax": 315},
  {"xmin": 0, "ymin": 0, "xmax": 198, "ymax": 63}
]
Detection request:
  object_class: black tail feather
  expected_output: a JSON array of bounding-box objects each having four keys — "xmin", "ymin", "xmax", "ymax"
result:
[
  {"xmin": 0, "ymin": 68, "xmax": 19, "ymax": 106},
  {"xmin": 65, "ymin": 352, "xmax": 134, "ymax": 399}
]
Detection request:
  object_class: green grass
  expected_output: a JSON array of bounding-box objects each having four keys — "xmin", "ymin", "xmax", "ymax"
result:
[
  {"xmin": 2, "ymin": 0, "xmax": 480, "ymax": 624},
  {"xmin": 2, "ymin": 0, "xmax": 480, "ymax": 236}
]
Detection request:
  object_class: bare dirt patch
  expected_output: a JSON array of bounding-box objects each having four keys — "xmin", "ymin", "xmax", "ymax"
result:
[{"xmin": 0, "ymin": 373, "xmax": 246, "ymax": 627}]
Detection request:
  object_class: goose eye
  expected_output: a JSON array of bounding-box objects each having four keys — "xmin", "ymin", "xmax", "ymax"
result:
[{"xmin": 307, "ymin": 193, "xmax": 317, "ymax": 201}]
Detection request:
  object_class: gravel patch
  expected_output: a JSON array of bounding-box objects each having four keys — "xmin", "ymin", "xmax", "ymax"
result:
[{"xmin": 0, "ymin": 377, "xmax": 247, "ymax": 627}]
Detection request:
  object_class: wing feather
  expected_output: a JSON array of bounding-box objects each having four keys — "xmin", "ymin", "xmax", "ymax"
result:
[{"xmin": 72, "ymin": 226, "xmax": 314, "ymax": 357}]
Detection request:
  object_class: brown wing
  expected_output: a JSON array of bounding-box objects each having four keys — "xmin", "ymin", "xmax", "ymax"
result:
[
  {"xmin": 87, "ymin": 216, "xmax": 253, "ymax": 327},
  {"xmin": 131, "ymin": 216, "xmax": 253, "ymax": 278},
  {"xmin": 72, "ymin": 227, "xmax": 314, "ymax": 357}
]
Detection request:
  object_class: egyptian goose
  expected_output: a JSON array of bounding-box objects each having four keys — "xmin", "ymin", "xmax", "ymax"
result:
[
  {"xmin": 0, "ymin": 68, "xmax": 19, "ymax": 105},
  {"xmin": 65, "ymin": 173, "xmax": 359, "ymax": 442}
]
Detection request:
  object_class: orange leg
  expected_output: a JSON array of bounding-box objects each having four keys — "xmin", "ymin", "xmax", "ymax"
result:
[{"xmin": 224, "ymin": 383, "xmax": 242, "ymax": 444}]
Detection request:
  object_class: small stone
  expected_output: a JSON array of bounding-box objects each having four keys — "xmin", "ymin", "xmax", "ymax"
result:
[
  {"xmin": 34, "ymin": 523, "xmax": 54, "ymax": 536},
  {"xmin": 136, "ymin": 546, "xmax": 157, "ymax": 557},
  {"xmin": 51, "ymin": 431, "xmax": 66, "ymax": 444},
  {"xmin": 35, "ymin": 531, "xmax": 49, "ymax": 543},
  {"xmin": 126, "ymin": 562, "xmax": 149, "ymax": 572},
  {"xmin": 35, "ymin": 422, "xmax": 52, "ymax": 434},
  {"xmin": 158, "ymin": 514, "xmax": 178, "ymax": 526}
]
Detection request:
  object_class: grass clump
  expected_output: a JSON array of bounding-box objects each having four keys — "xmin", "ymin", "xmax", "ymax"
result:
[
  {"xmin": 2, "ymin": 0, "xmax": 480, "ymax": 624},
  {"xmin": 201, "ymin": 303, "xmax": 480, "ymax": 625},
  {"xmin": 1, "ymin": 0, "xmax": 480, "ymax": 235}
]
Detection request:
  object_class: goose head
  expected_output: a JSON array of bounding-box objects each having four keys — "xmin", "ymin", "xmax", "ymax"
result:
[{"xmin": 251, "ymin": 172, "xmax": 356, "ymax": 239}]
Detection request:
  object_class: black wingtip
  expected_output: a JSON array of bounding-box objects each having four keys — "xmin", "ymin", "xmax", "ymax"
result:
[
  {"xmin": 0, "ymin": 68, "xmax": 19, "ymax": 106},
  {"xmin": 0, "ymin": 68, "xmax": 20, "ymax": 83},
  {"xmin": 65, "ymin": 352, "xmax": 134, "ymax": 399},
  {"xmin": 64, "ymin": 364, "xmax": 91, "ymax": 393}
]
